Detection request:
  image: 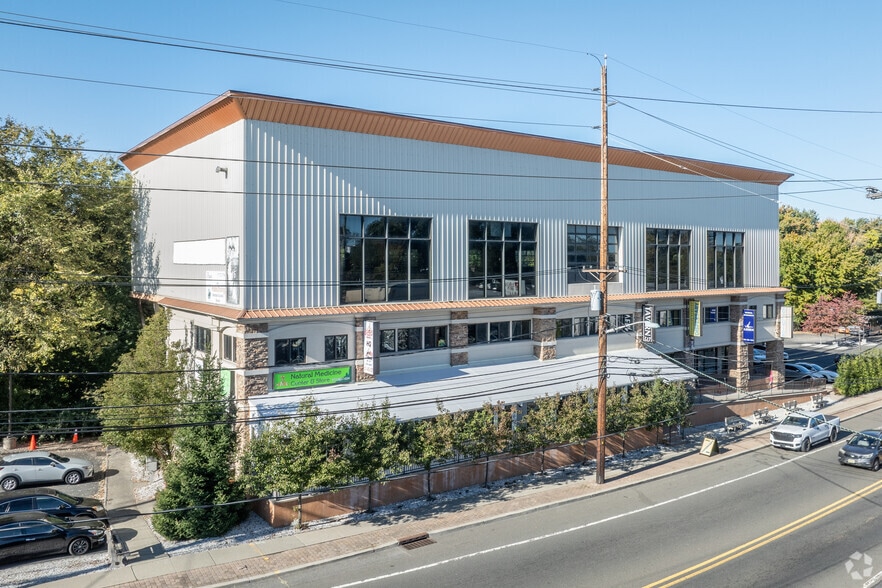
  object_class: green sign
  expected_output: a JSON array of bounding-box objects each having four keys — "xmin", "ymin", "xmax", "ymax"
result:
[{"xmin": 273, "ymin": 366, "xmax": 352, "ymax": 390}]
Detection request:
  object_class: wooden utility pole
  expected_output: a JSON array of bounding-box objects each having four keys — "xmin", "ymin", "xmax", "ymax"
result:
[{"xmin": 595, "ymin": 55, "xmax": 610, "ymax": 485}]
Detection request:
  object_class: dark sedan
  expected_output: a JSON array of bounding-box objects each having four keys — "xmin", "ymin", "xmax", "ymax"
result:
[
  {"xmin": 838, "ymin": 430, "xmax": 882, "ymax": 470},
  {"xmin": 0, "ymin": 488, "xmax": 107, "ymax": 522},
  {"xmin": 0, "ymin": 511, "xmax": 106, "ymax": 562}
]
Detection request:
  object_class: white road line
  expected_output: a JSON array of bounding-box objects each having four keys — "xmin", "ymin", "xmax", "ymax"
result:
[{"xmin": 332, "ymin": 451, "xmax": 816, "ymax": 587}]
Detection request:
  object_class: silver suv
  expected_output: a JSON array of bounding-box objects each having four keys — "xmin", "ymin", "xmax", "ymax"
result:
[{"xmin": 0, "ymin": 451, "xmax": 94, "ymax": 491}]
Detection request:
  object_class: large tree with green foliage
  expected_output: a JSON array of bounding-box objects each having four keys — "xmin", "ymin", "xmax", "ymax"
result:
[
  {"xmin": 779, "ymin": 207, "xmax": 878, "ymax": 324},
  {"xmin": 152, "ymin": 353, "xmax": 244, "ymax": 540},
  {"xmin": 0, "ymin": 118, "xmax": 138, "ymax": 435},
  {"xmin": 93, "ymin": 309, "xmax": 182, "ymax": 461}
]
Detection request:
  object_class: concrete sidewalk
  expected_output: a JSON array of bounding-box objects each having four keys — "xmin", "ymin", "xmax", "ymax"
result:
[{"xmin": 48, "ymin": 390, "xmax": 882, "ymax": 588}]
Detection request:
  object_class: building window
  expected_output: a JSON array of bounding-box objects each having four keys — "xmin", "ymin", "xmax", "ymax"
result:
[
  {"xmin": 656, "ymin": 309, "xmax": 683, "ymax": 327},
  {"xmin": 340, "ymin": 215, "xmax": 431, "ymax": 304},
  {"xmin": 468, "ymin": 320, "xmax": 532, "ymax": 344},
  {"xmin": 567, "ymin": 225, "xmax": 619, "ymax": 283},
  {"xmin": 762, "ymin": 304, "xmax": 775, "ymax": 320},
  {"xmin": 556, "ymin": 316, "xmax": 599, "ymax": 338},
  {"xmin": 468, "ymin": 221, "xmax": 537, "ymax": 299},
  {"xmin": 222, "ymin": 334, "xmax": 237, "ymax": 362},
  {"xmin": 193, "ymin": 326, "xmax": 210, "ymax": 353},
  {"xmin": 646, "ymin": 228, "xmax": 690, "ymax": 291},
  {"xmin": 325, "ymin": 335, "xmax": 348, "ymax": 362},
  {"xmin": 379, "ymin": 326, "xmax": 448, "ymax": 354},
  {"xmin": 707, "ymin": 231, "xmax": 744, "ymax": 289},
  {"xmin": 703, "ymin": 306, "xmax": 730, "ymax": 323},
  {"xmin": 275, "ymin": 338, "xmax": 306, "ymax": 366},
  {"xmin": 696, "ymin": 346, "xmax": 728, "ymax": 374}
]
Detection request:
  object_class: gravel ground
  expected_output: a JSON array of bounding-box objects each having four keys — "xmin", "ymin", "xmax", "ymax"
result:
[{"xmin": 2, "ymin": 424, "xmax": 723, "ymax": 587}]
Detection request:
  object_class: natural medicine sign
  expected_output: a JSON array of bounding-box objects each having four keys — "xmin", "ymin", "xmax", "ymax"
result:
[{"xmin": 273, "ymin": 366, "xmax": 352, "ymax": 390}]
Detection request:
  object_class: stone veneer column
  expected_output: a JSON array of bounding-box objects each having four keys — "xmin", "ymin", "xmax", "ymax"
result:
[
  {"xmin": 767, "ymin": 293, "xmax": 788, "ymax": 387},
  {"xmin": 237, "ymin": 322, "xmax": 268, "ymax": 451},
  {"xmin": 728, "ymin": 296, "xmax": 749, "ymax": 391},
  {"xmin": 242, "ymin": 323, "xmax": 269, "ymax": 397},
  {"xmin": 532, "ymin": 306, "xmax": 556, "ymax": 360},
  {"xmin": 449, "ymin": 311, "xmax": 469, "ymax": 366}
]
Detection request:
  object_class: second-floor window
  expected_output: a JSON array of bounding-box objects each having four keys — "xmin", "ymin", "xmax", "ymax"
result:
[
  {"xmin": 567, "ymin": 225, "xmax": 619, "ymax": 283},
  {"xmin": 707, "ymin": 231, "xmax": 744, "ymax": 289},
  {"xmin": 340, "ymin": 215, "xmax": 431, "ymax": 304},
  {"xmin": 468, "ymin": 221, "xmax": 537, "ymax": 299},
  {"xmin": 646, "ymin": 228, "xmax": 690, "ymax": 291}
]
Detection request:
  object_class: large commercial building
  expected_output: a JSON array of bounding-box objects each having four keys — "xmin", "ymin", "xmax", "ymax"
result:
[{"xmin": 121, "ymin": 91, "xmax": 791, "ymax": 432}]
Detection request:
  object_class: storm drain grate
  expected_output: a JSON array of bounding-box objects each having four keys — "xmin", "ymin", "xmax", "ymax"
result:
[{"xmin": 398, "ymin": 532, "xmax": 435, "ymax": 550}]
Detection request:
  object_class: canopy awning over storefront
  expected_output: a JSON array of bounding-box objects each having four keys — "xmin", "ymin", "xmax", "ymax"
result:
[{"xmin": 247, "ymin": 347, "xmax": 696, "ymax": 430}]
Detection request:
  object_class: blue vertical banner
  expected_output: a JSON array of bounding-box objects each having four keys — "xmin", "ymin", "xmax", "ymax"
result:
[{"xmin": 742, "ymin": 309, "xmax": 755, "ymax": 344}]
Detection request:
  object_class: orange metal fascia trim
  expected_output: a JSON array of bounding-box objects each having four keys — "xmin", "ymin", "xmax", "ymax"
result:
[{"xmin": 121, "ymin": 91, "xmax": 792, "ymax": 186}]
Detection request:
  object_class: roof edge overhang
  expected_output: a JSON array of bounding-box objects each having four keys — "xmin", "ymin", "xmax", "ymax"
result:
[
  {"xmin": 134, "ymin": 287, "xmax": 789, "ymax": 321},
  {"xmin": 120, "ymin": 91, "xmax": 792, "ymax": 186}
]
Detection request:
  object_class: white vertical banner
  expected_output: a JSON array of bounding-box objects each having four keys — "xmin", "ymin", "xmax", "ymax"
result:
[
  {"xmin": 364, "ymin": 320, "xmax": 378, "ymax": 376},
  {"xmin": 780, "ymin": 306, "xmax": 793, "ymax": 339},
  {"xmin": 642, "ymin": 305, "xmax": 655, "ymax": 343}
]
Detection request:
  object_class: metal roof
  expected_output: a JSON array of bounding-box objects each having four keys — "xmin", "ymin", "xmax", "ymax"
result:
[{"xmin": 121, "ymin": 91, "xmax": 792, "ymax": 186}]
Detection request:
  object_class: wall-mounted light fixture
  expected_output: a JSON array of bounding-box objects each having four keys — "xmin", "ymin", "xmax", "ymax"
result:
[{"xmin": 215, "ymin": 166, "xmax": 229, "ymax": 179}]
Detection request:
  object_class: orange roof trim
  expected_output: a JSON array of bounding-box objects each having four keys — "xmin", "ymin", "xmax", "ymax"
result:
[
  {"xmin": 135, "ymin": 287, "xmax": 789, "ymax": 322},
  {"xmin": 121, "ymin": 91, "xmax": 792, "ymax": 185}
]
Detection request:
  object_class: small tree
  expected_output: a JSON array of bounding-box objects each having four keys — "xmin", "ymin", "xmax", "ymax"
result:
[
  {"xmin": 801, "ymin": 293, "xmax": 866, "ymax": 339},
  {"xmin": 405, "ymin": 403, "xmax": 457, "ymax": 499},
  {"xmin": 519, "ymin": 394, "xmax": 563, "ymax": 473},
  {"xmin": 457, "ymin": 402, "xmax": 512, "ymax": 486},
  {"xmin": 339, "ymin": 402, "xmax": 406, "ymax": 512},
  {"xmin": 93, "ymin": 309, "xmax": 182, "ymax": 461},
  {"xmin": 152, "ymin": 353, "xmax": 244, "ymax": 540}
]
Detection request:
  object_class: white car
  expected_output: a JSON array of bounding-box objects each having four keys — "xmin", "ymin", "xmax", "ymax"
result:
[
  {"xmin": 793, "ymin": 362, "xmax": 838, "ymax": 383},
  {"xmin": 753, "ymin": 345, "xmax": 789, "ymax": 362},
  {"xmin": 0, "ymin": 451, "xmax": 94, "ymax": 491}
]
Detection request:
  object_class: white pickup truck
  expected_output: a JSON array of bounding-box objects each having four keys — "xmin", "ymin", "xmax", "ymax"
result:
[{"xmin": 770, "ymin": 412, "xmax": 840, "ymax": 452}]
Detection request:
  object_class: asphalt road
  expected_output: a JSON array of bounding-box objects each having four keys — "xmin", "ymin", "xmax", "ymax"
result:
[{"xmin": 243, "ymin": 408, "xmax": 882, "ymax": 588}]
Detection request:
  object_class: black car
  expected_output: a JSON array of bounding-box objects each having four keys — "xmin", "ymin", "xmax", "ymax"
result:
[
  {"xmin": 0, "ymin": 488, "xmax": 107, "ymax": 523},
  {"xmin": 838, "ymin": 430, "xmax": 882, "ymax": 470},
  {"xmin": 0, "ymin": 511, "xmax": 106, "ymax": 562}
]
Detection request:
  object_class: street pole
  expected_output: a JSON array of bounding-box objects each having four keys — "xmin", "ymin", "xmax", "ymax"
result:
[{"xmin": 596, "ymin": 55, "xmax": 609, "ymax": 485}]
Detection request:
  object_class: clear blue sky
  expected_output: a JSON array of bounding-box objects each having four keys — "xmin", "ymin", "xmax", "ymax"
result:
[{"xmin": 2, "ymin": 1, "xmax": 880, "ymax": 222}]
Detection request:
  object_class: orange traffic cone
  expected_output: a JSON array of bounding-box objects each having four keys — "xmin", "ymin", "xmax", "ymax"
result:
[
  {"xmin": 28, "ymin": 435, "xmax": 36, "ymax": 451},
  {"xmin": 72, "ymin": 430, "xmax": 79, "ymax": 444}
]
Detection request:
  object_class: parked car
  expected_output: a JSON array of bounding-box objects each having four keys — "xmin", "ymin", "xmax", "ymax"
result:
[
  {"xmin": 0, "ymin": 451, "xmax": 94, "ymax": 491},
  {"xmin": 793, "ymin": 362, "xmax": 838, "ymax": 383},
  {"xmin": 838, "ymin": 325, "xmax": 865, "ymax": 336},
  {"xmin": 753, "ymin": 344, "xmax": 789, "ymax": 361},
  {"xmin": 838, "ymin": 430, "xmax": 882, "ymax": 470},
  {"xmin": 784, "ymin": 363, "xmax": 826, "ymax": 381},
  {"xmin": 0, "ymin": 511, "xmax": 106, "ymax": 562},
  {"xmin": 0, "ymin": 488, "xmax": 106, "ymax": 522}
]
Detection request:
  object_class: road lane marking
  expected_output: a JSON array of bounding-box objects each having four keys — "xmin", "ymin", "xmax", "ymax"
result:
[
  {"xmin": 331, "ymin": 450, "xmax": 823, "ymax": 587},
  {"xmin": 643, "ymin": 477, "xmax": 882, "ymax": 587}
]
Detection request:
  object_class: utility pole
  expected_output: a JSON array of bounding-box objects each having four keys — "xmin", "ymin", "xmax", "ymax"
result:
[{"xmin": 595, "ymin": 55, "xmax": 610, "ymax": 485}]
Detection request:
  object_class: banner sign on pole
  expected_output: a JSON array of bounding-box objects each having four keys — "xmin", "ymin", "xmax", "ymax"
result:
[
  {"xmin": 742, "ymin": 309, "xmax": 756, "ymax": 344},
  {"xmin": 642, "ymin": 305, "xmax": 655, "ymax": 342},
  {"xmin": 688, "ymin": 300, "xmax": 702, "ymax": 337}
]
